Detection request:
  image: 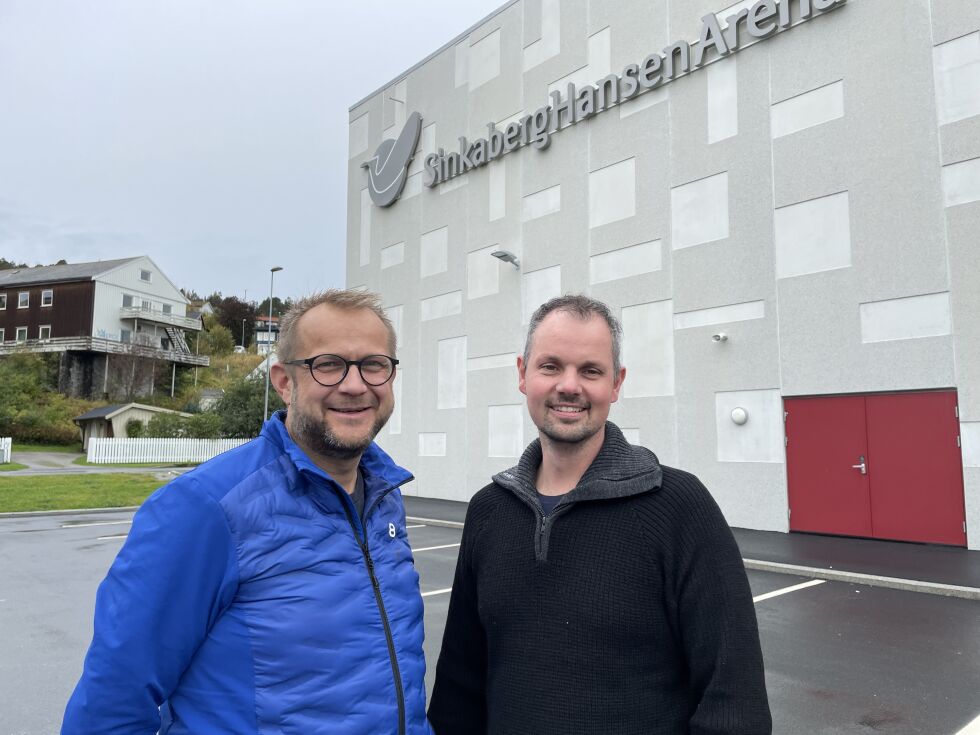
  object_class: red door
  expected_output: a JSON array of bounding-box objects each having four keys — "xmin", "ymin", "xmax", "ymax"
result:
[
  {"xmin": 865, "ymin": 392, "xmax": 966, "ymax": 545},
  {"xmin": 785, "ymin": 396, "xmax": 872, "ymax": 538},
  {"xmin": 786, "ymin": 391, "xmax": 967, "ymax": 546}
]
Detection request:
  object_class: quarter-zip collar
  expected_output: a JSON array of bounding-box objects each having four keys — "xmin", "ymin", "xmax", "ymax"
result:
[
  {"xmin": 261, "ymin": 411, "xmax": 413, "ymax": 519},
  {"xmin": 492, "ymin": 422, "xmax": 663, "ymax": 561}
]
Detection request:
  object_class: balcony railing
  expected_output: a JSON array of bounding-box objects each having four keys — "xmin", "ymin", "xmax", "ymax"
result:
[
  {"xmin": 119, "ymin": 306, "xmax": 202, "ymax": 331},
  {"xmin": 0, "ymin": 336, "xmax": 209, "ymax": 366}
]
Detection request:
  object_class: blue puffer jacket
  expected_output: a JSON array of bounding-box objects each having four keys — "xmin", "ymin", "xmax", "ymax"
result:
[{"xmin": 62, "ymin": 412, "xmax": 430, "ymax": 735}]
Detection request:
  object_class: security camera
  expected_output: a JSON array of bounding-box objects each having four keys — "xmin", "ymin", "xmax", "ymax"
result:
[{"xmin": 711, "ymin": 332, "xmax": 728, "ymax": 342}]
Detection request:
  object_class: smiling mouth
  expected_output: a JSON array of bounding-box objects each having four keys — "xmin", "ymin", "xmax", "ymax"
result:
[
  {"xmin": 330, "ymin": 407, "xmax": 372, "ymax": 415},
  {"xmin": 548, "ymin": 405, "xmax": 587, "ymax": 414}
]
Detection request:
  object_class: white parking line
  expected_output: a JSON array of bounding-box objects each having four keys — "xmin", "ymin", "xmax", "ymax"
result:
[
  {"xmin": 753, "ymin": 579, "xmax": 825, "ymax": 603},
  {"xmin": 422, "ymin": 588, "xmax": 453, "ymax": 598},
  {"xmin": 412, "ymin": 543, "xmax": 461, "ymax": 553},
  {"xmin": 96, "ymin": 534, "xmax": 129, "ymax": 541},
  {"xmin": 406, "ymin": 524, "xmax": 426, "ymax": 529},
  {"xmin": 956, "ymin": 712, "xmax": 980, "ymax": 734},
  {"xmin": 62, "ymin": 520, "xmax": 132, "ymax": 529}
]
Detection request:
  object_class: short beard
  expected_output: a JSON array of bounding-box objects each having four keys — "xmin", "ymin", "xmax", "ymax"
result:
[
  {"xmin": 288, "ymin": 388, "xmax": 389, "ymax": 460},
  {"xmin": 538, "ymin": 419, "xmax": 601, "ymax": 445},
  {"xmin": 537, "ymin": 398, "xmax": 600, "ymax": 445}
]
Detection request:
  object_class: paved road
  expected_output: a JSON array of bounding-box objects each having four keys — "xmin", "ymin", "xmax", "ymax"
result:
[
  {"xmin": 1, "ymin": 511, "xmax": 978, "ymax": 734},
  {"xmin": 4, "ymin": 450, "xmax": 188, "ymax": 478}
]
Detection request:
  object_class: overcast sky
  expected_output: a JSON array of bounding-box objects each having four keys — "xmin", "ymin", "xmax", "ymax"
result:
[{"xmin": 0, "ymin": 0, "xmax": 505, "ymax": 301}]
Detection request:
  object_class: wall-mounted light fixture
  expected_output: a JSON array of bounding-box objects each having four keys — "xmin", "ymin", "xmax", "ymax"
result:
[
  {"xmin": 491, "ymin": 250, "xmax": 520, "ymax": 269},
  {"xmin": 711, "ymin": 332, "xmax": 728, "ymax": 342},
  {"xmin": 731, "ymin": 407, "xmax": 748, "ymax": 425}
]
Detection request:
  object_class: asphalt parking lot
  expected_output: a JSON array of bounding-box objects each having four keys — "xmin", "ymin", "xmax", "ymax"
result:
[{"xmin": 1, "ymin": 509, "xmax": 978, "ymax": 734}]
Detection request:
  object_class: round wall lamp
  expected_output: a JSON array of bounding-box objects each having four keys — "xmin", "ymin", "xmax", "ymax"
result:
[{"xmin": 730, "ymin": 407, "xmax": 748, "ymax": 425}]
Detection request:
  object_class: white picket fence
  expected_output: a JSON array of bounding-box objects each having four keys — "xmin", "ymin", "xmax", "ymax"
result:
[
  {"xmin": 87, "ymin": 438, "xmax": 248, "ymax": 464},
  {"xmin": 0, "ymin": 437, "xmax": 10, "ymax": 464}
]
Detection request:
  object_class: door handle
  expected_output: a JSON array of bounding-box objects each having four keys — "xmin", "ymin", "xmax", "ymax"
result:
[{"xmin": 851, "ymin": 455, "xmax": 867, "ymax": 475}]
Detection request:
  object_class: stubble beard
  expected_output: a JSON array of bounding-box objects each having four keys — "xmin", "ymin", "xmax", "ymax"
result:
[
  {"xmin": 289, "ymin": 388, "xmax": 391, "ymax": 460},
  {"xmin": 537, "ymin": 398, "xmax": 600, "ymax": 445}
]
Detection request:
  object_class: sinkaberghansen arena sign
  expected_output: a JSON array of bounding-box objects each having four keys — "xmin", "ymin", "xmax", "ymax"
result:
[{"xmin": 423, "ymin": 0, "xmax": 845, "ymax": 189}]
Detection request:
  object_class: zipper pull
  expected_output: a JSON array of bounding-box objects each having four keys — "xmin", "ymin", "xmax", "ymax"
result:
[{"xmin": 365, "ymin": 551, "xmax": 380, "ymax": 588}]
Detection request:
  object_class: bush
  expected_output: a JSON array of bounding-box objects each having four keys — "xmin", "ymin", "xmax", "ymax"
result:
[
  {"xmin": 187, "ymin": 411, "xmax": 222, "ymax": 439},
  {"xmin": 0, "ymin": 354, "xmax": 97, "ymax": 445},
  {"xmin": 125, "ymin": 418, "xmax": 145, "ymax": 438},
  {"xmin": 144, "ymin": 412, "xmax": 188, "ymax": 438},
  {"xmin": 214, "ymin": 376, "xmax": 284, "ymax": 438}
]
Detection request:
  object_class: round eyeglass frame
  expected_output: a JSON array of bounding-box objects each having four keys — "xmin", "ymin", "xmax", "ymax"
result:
[{"xmin": 284, "ymin": 354, "xmax": 399, "ymax": 387}]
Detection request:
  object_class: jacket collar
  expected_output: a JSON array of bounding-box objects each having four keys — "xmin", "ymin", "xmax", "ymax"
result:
[
  {"xmin": 493, "ymin": 421, "xmax": 662, "ymax": 504},
  {"xmin": 261, "ymin": 410, "xmax": 413, "ymax": 496}
]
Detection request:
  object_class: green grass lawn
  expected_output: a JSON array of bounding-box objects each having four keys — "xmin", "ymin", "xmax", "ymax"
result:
[
  {"xmin": 0, "ymin": 473, "xmax": 163, "ymax": 513},
  {"xmin": 12, "ymin": 443, "xmax": 83, "ymax": 454},
  {"xmin": 0, "ymin": 462, "xmax": 29, "ymax": 472}
]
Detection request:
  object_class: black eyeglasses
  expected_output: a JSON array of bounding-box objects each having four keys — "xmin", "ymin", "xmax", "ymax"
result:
[{"xmin": 283, "ymin": 354, "xmax": 399, "ymax": 387}]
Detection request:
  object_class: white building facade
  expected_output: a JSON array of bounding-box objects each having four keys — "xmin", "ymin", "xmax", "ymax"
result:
[
  {"xmin": 91, "ymin": 256, "xmax": 197, "ymax": 350},
  {"xmin": 347, "ymin": 0, "xmax": 980, "ymax": 549}
]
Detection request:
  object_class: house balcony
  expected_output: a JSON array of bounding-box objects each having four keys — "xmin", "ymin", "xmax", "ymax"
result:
[
  {"xmin": 0, "ymin": 336, "xmax": 210, "ymax": 366},
  {"xmin": 119, "ymin": 306, "xmax": 202, "ymax": 331}
]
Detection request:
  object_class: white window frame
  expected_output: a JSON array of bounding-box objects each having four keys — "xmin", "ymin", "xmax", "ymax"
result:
[
  {"xmin": 162, "ymin": 303, "xmax": 172, "ymax": 315},
  {"xmin": 41, "ymin": 289, "xmax": 53, "ymax": 307},
  {"xmin": 39, "ymin": 325, "xmax": 52, "ymax": 340},
  {"xmin": 15, "ymin": 327, "xmax": 27, "ymax": 342},
  {"xmin": 120, "ymin": 329, "xmax": 132, "ymax": 344},
  {"xmin": 139, "ymin": 268, "xmax": 152, "ymax": 283},
  {"xmin": 122, "ymin": 294, "xmax": 134, "ymax": 307},
  {"xmin": 0, "ymin": 328, "xmax": 5, "ymax": 342},
  {"xmin": 18, "ymin": 292, "xmax": 29, "ymax": 309},
  {"xmin": 0, "ymin": 294, "xmax": 6, "ymax": 310}
]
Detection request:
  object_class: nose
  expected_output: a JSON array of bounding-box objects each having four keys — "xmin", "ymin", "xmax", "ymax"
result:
[
  {"xmin": 555, "ymin": 366, "xmax": 582, "ymax": 395},
  {"xmin": 336, "ymin": 364, "xmax": 369, "ymax": 394}
]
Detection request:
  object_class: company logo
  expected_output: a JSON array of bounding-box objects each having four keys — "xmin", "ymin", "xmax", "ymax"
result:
[
  {"xmin": 362, "ymin": 111, "xmax": 422, "ymax": 208},
  {"xmin": 424, "ymin": 0, "xmax": 845, "ymax": 190}
]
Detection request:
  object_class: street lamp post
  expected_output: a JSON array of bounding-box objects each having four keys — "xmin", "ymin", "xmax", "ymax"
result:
[
  {"xmin": 263, "ymin": 266, "xmax": 283, "ymax": 422},
  {"xmin": 241, "ymin": 318, "xmax": 246, "ymax": 349}
]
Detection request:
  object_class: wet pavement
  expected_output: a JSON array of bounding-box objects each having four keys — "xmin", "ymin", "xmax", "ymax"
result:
[
  {"xmin": 1, "ymin": 502, "xmax": 977, "ymax": 734},
  {"xmin": 404, "ymin": 496, "xmax": 980, "ymax": 593}
]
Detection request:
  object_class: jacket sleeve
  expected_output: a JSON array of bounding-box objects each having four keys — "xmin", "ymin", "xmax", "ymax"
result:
[
  {"xmin": 61, "ymin": 477, "xmax": 239, "ymax": 735},
  {"xmin": 427, "ymin": 504, "xmax": 488, "ymax": 734},
  {"xmin": 669, "ymin": 476, "xmax": 772, "ymax": 735}
]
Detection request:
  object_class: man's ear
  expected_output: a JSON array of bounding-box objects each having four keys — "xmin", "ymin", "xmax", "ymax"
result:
[
  {"xmin": 611, "ymin": 366, "xmax": 626, "ymax": 403},
  {"xmin": 270, "ymin": 362, "xmax": 293, "ymax": 406},
  {"xmin": 517, "ymin": 354, "xmax": 528, "ymax": 396}
]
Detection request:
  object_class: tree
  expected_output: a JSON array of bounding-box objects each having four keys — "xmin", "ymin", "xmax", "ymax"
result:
[
  {"xmin": 255, "ymin": 296, "xmax": 292, "ymax": 319},
  {"xmin": 0, "ymin": 257, "xmax": 30, "ymax": 270},
  {"xmin": 214, "ymin": 376, "xmax": 284, "ymax": 438},
  {"xmin": 213, "ymin": 296, "xmax": 258, "ymax": 348},
  {"xmin": 125, "ymin": 418, "xmax": 145, "ymax": 438},
  {"xmin": 199, "ymin": 316, "xmax": 235, "ymax": 356}
]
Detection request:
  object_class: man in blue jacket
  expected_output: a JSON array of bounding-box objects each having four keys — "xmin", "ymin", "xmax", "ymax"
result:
[{"xmin": 63, "ymin": 290, "xmax": 430, "ymax": 735}]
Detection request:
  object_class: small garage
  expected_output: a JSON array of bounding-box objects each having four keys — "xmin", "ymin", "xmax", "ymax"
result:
[{"xmin": 74, "ymin": 403, "xmax": 191, "ymax": 451}]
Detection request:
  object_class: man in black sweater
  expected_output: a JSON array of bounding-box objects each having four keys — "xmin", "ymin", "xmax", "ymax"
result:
[{"xmin": 428, "ymin": 295, "xmax": 771, "ymax": 734}]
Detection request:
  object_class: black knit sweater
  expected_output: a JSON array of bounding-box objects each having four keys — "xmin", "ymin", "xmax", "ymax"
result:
[{"xmin": 428, "ymin": 423, "xmax": 771, "ymax": 735}]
